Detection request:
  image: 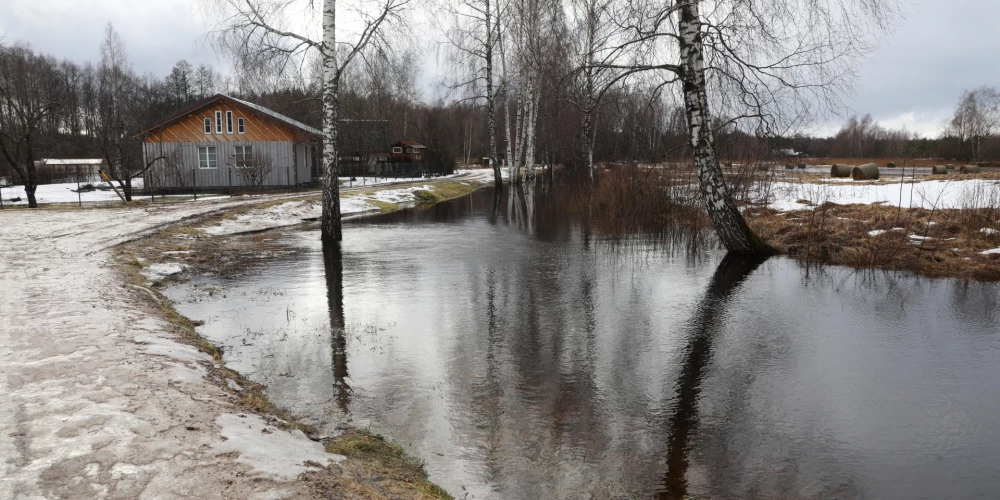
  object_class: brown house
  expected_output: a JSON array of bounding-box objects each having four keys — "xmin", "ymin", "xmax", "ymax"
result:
[
  {"xmin": 388, "ymin": 141, "xmax": 427, "ymax": 163},
  {"xmin": 136, "ymin": 94, "xmax": 320, "ymax": 189}
]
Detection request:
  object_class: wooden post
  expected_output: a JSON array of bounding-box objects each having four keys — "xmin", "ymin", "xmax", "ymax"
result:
[
  {"xmin": 229, "ymin": 168, "xmax": 233, "ymax": 197},
  {"xmin": 192, "ymin": 168, "xmax": 197, "ymax": 201},
  {"xmin": 76, "ymin": 166, "xmax": 82, "ymax": 207}
]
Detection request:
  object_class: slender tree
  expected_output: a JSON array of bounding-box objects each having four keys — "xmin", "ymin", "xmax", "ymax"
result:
[{"xmin": 207, "ymin": 0, "xmax": 411, "ymax": 241}]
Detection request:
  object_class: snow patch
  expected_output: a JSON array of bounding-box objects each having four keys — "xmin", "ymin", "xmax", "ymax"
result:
[
  {"xmin": 142, "ymin": 263, "xmax": 185, "ymax": 280},
  {"xmin": 767, "ymin": 179, "xmax": 1000, "ymax": 212},
  {"xmin": 213, "ymin": 413, "xmax": 344, "ymax": 480},
  {"xmin": 981, "ymin": 247, "xmax": 1000, "ymax": 255}
]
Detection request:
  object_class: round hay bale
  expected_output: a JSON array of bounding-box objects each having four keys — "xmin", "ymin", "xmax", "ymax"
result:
[
  {"xmin": 887, "ymin": 162, "xmax": 896, "ymax": 168},
  {"xmin": 960, "ymin": 164, "xmax": 982, "ymax": 174},
  {"xmin": 946, "ymin": 163, "xmax": 956, "ymax": 170},
  {"xmin": 797, "ymin": 163, "xmax": 806, "ymax": 169},
  {"xmin": 931, "ymin": 165, "xmax": 949, "ymax": 175},
  {"xmin": 830, "ymin": 164, "xmax": 853, "ymax": 178},
  {"xmin": 785, "ymin": 163, "xmax": 795, "ymax": 170},
  {"xmin": 851, "ymin": 162, "xmax": 880, "ymax": 181}
]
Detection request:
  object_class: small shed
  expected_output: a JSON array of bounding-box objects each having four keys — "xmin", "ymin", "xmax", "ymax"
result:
[{"xmin": 35, "ymin": 159, "xmax": 106, "ymax": 184}]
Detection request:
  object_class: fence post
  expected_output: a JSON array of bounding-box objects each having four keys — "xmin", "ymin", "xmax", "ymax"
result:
[
  {"xmin": 229, "ymin": 169, "xmax": 233, "ymax": 197},
  {"xmin": 76, "ymin": 165, "xmax": 82, "ymax": 207},
  {"xmin": 192, "ymin": 168, "xmax": 197, "ymax": 201},
  {"xmin": 286, "ymin": 166, "xmax": 290, "ymax": 189}
]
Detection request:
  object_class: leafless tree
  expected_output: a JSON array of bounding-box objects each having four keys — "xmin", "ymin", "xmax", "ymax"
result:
[
  {"xmin": 232, "ymin": 149, "xmax": 274, "ymax": 192},
  {"xmin": 96, "ymin": 25, "xmax": 169, "ymax": 201},
  {"xmin": 205, "ymin": 0, "xmax": 411, "ymax": 242},
  {"xmin": 946, "ymin": 87, "xmax": 1000, "ymax": 161},
  {"xmin": 593, "ymin": 0, "xmax": 902, "ymax": 254},
  {"xmin": 0, "ymin": 44, "xmax": 61, "ymax": 208},
  {"xmin": 442, "ymin": 0, "xmax": 504, "ymax": 187}
]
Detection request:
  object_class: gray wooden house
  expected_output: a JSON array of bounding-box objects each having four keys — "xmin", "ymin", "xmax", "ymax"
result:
[{"xmin": 136, "ymin": 94, "xmax": 320, "ymax": 190}]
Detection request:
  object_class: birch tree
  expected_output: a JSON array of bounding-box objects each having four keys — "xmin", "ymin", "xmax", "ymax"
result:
[
  {"xmin": 599, "ymin": 0, "xmax": 901, "ymax": 254},
  {"xmin": 444, "ymin": 0, "xmax": 504, "ymax": 187},
  {"xmin": 206, "ymin": 0, "xmax": 410, "ymax": 242}
]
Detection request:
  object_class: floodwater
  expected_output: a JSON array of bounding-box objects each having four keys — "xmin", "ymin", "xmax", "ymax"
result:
[{"xmin": 166, "ymin": 186, "xmax": 1000, "ymax": 499}]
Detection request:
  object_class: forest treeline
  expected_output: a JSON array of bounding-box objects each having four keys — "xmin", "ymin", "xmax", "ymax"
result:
[{"xmin": 3, "ymin": 34, "xmax": 1000, "ymax": 190}]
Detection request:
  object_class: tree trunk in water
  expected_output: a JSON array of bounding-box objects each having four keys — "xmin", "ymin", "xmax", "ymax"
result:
[
  {"xmin": 524, "ymin": 85, "xmax": 539, "ymax": 180},
  {"xmin": 485, "ymin": 0, "xmax": 502, "ymax": 188},
  {"xmin": 677, "ymin": 0, "xmax": 773, "ymax": 255},
  {"xmin": 321, "ymin": 0, "xmax": 343, "ymax": 242}
]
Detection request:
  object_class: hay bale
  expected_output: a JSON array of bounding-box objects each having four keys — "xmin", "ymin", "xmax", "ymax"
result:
[
  {"xmin": 887, "ymin": 162, "xmax": 896, "ymax": 168},
  {"xmin": 946, "ymin": 163, "xmax": 956, "ymax": 170},
  {"xmin": 851, "ymin": 162, "xmax": 880, "ymax": 181},
  {"xmin": 830, "ymin": 164, "xmax": 853, "ymax": 178},
  {"xmin": 931, "ymin": 165, "xmax": 949, "ymax": 175},
  {"xmin": 797, "ymin": 163, "xmax": 806, "ymax": 169},
  {"xmin": 960, "ymin": 164, "xmax": 982, "ymax": 174}
]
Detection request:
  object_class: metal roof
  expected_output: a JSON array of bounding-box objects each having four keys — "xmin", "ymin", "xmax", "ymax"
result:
[{"xmin": 39, "ymin": 159, "xmax": 105, "ymax": 165}]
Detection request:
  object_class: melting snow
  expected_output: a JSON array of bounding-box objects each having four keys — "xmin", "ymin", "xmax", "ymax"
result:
[
  {"xmin": 213, "ymin": 413, "xmax": 344, "ymax": 480},
  {"xmin": 142, "ymin": 262, "xmax": 185, "ymax": 280}
]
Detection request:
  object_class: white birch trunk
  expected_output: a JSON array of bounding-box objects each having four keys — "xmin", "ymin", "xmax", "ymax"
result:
[
  {"xmin": 678, "ymin": 0, "xmax": 771, "ymax": 255},
  {"xmin": 485, "ymin": 0, "xmax": 502, "ymax": 187},
  {"xmin": 321, "ymin": 0, "xmax": 342, "ymax": 242},
  {"xmin": 524, "ymin": 75, "xmax": 539, "ymax": 180}
]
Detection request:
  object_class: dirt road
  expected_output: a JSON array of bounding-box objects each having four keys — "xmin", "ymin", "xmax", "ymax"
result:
[{"xmin": 0, "ymin": 195, "xmax": 346, "ymax": 499}]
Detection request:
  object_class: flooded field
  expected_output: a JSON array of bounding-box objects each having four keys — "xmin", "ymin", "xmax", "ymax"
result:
[{"xmin": 165, "ymin": 187, "xmax": 1000, "ymax": 499}]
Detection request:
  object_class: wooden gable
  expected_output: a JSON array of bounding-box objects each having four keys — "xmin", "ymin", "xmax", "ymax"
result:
[{"xmin": 143, "ymin": 98, "xmax": 302, "ymax": 144}]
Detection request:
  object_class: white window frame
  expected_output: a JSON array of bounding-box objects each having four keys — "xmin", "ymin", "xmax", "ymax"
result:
[
  {"xmin": 198, "ymin": 146, "xmax": 218, "ymax": 169},
  {"xmin": 215, "ymin": 111, "xmax": 223, "ymax": 133},
  {"xmin": 226, "ymin": 111, "xmax": 234, "ymax": 134},
  {"xmin": 237, "ymin": 117, "xmax": 245, "ymax": 134},
  {"xmin": 203, "ymin": 118, "xmax": 211, "ymax": 134},
  {"xmin": 392, "ymin": 147, "xmax": 402, "ymax": 154},
  {"xmin": 233, "ymin": 145, "xmax": 252, "ymax": 167}
]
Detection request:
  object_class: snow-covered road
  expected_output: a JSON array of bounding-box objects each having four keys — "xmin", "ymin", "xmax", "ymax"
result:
[{"xmin": 0, "ymin": 196, "xmax": 344, "ymax": 499}]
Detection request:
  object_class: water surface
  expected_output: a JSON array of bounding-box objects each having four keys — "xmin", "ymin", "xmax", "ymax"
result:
[{"xmin": 166, "ymin": 187, "xmax": 1000, "ymax": 499}]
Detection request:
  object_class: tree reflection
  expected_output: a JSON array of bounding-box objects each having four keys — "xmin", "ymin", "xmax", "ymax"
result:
[
  {"xmin": 323, "ymin": 241, "xmax": 351, "ymax": 413},
  {"xmin": 660, "ymin": 253, "xmax": 768, "ymax": 499}
]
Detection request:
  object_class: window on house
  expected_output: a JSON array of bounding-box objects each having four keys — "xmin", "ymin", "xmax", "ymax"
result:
[
  {"xmin": 392, "ymin": 147, "xmax": 402, "ymax": 154},
  {"xmin": 215, "ymin": 111, "xmax": 223, "ymax": 133},
  {"xmin": 203, "ymin": 118, "xmax": 211, "ymax": 134},
  {"xmin": 226, "ymin": 111, "xmax": 234, "ymax": 134},
  {"xmin": 198, "ymin": 146, "xmax": 218, "ymax": 169},
  {"xmin": 237, "ymin": 117, "xmax": 245, "ymax": 134},
  {"xmin": 233, "ymin": 145, "xmax": 252, "ymax": 166}
]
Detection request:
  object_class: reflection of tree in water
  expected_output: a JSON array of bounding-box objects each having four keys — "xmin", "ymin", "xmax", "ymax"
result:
[
  {"xmin": 660, "ymin": 253, "xmax": 767, "ymax": 499},
  {"xmin": 323, "ymin": 241, "xmax": 351, "ymax": 413}
]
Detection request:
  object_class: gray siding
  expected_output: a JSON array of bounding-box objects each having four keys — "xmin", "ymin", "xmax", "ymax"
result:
[{"xmin": 145, "ymin": 141, "xmax": 313, "ymax": 189}]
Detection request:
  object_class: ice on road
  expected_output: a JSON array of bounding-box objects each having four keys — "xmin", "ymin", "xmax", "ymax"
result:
[{"xmin": 0, "ymin": 195, "xmax": 341, "ymax": 499}]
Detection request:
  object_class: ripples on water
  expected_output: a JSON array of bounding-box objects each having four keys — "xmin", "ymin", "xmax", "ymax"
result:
[{"xmin": 166, "ymin": 185, "xmax": 1000, "ymax": 499}]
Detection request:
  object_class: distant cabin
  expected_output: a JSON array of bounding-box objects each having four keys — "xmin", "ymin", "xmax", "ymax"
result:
[
  {"xmin": 33, "ymin": 159, "xmax": 105, "ymax": 184},
  {"xmin": 389, "ymin": 141, "xmax": 427, "ymax": 163},
  {"xmin": 135, "ymin": 94, "xmax": 319, "ymax": 190}
]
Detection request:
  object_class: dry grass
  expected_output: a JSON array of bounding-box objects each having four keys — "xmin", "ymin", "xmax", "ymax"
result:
[
  {"xmin": 303, "ymin": 429, "xmax": 452, "ymax": 500},
  {"xmin": 749, "ymin": 203, "xmax": 1000, "ymax": 281}
]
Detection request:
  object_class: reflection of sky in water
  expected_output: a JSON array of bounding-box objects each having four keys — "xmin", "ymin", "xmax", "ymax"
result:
[{"xmin": 167, "ymin": 188, "xmax": 1000, "ymax": 500}]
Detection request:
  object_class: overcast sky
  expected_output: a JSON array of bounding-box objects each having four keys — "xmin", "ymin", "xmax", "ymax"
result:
[{"xmin": 2, "ymin": 0, "xmax": 998, "ymax": 138}]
